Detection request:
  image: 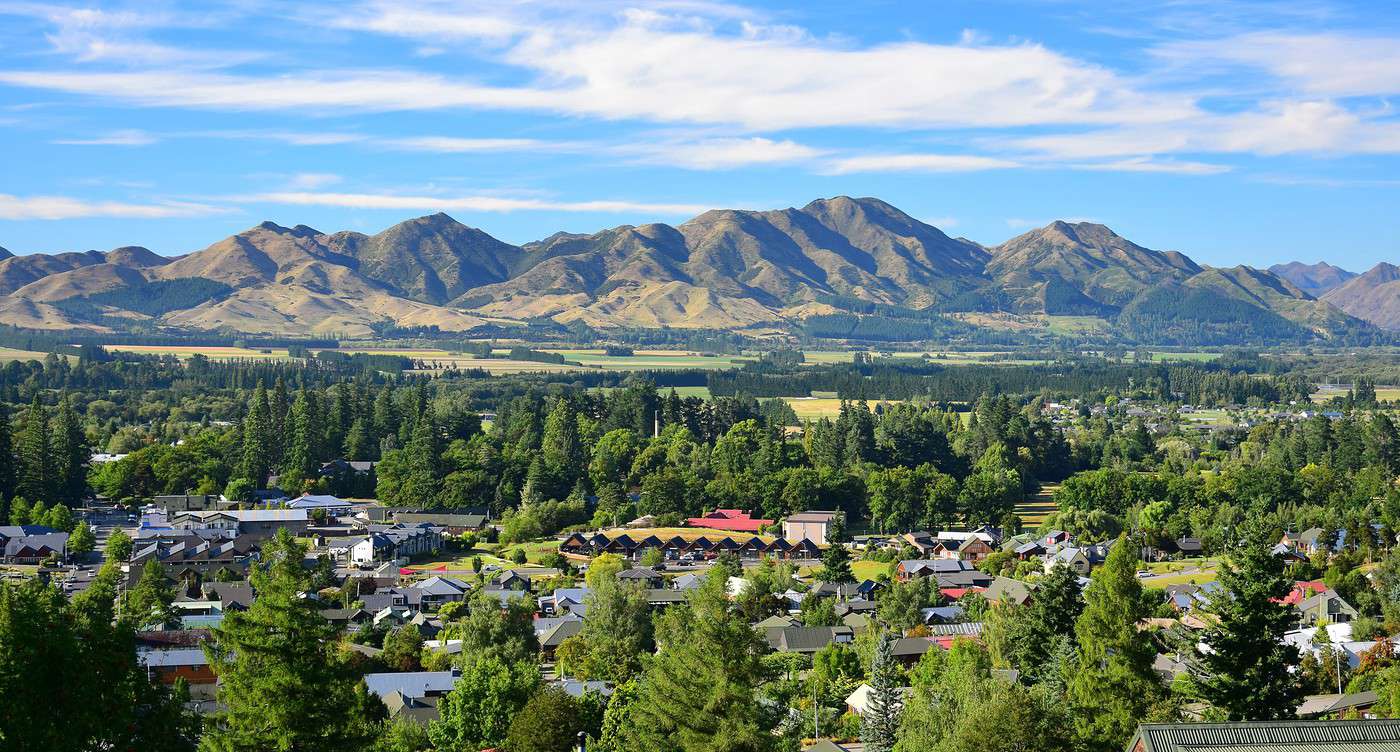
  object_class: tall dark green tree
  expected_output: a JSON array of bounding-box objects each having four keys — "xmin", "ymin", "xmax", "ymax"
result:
[
  {"xmin": 1195, "ymin": 524, "xmax": 1302, "ymax": 720},
  {"xmin": 862, "ymin": 631, "xmax": 903, "ymax": 752},
  {"xmin": 816, "ymin": 543, "xmax": 855, "ymax": 583},
  {"xmin": 202, "ymin": 529, "xmax": 383, "ymax": 752},
  {"xmin": 123, "ymin": 558, "xmax": 179, "ymax": 630},
  {"xmin": 51, "ymin": 393, "xmax": 89, "ymax": 505},
  {"xmin": 15, "ymin": 396, "xmax": 52, "ymax": 503},
  {"xmin": 281, "ymin": 388, "xmax": 321, "ymax": 491},
  {"xmin": 0, "ymin": 403, "xmax": 15, "ymax": 510},
  {"xmin": 618, "ymin": 570, "xmax": 777, "ymax": 752},
  {"xmin": 1068, "ymin": 536, "xmax": 1162, "ymax": 752},
  {"xmin": 240, "ymin": 381, "xmax": 273, "ymax": 487}
]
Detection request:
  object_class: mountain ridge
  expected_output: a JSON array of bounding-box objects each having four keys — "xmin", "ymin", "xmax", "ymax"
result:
[{"xmin": 0, "ymin": 196, "xmax": 1389, "ymax": 339}]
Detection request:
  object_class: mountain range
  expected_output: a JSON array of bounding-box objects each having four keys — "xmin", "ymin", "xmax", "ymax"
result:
[{"xmin": 0, "ymin": 196, "xmax": 1392, "ymax": 342}]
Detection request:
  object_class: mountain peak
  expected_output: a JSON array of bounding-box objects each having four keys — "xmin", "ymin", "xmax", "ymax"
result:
[{"xmin": 106, "ymin": 246, "xmax": 168, "ymax": 268}]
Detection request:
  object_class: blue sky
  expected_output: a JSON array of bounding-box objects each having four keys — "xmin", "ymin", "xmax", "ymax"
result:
[{"xmin": 2, "ymin": 0, "xmax": 1400, "ymax": 270}]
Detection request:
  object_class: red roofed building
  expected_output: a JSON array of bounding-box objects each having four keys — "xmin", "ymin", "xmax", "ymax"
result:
[
  {"xmin": 685, "ymin": 509, "xmax": 774, "ymax": 533},
  {"xmin": 1281, "ymin": 580, "xmax": 1328, "ymax": 606}
]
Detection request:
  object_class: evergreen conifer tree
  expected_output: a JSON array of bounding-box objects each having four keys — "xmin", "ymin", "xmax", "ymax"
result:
[
  {"xmin": 51, "ymin": 393, "xmax": 89, "ymax": 505},
  {"xmin": 202, "ymin": 529, "xmax": 381, "ymax": 752},
  {"xmin": 15, "ymin": 396, "xmax": 52, "ymax": 503},
  {"xmin": 1068, "ymin": 536, "xmax": 1162, "ymax": 751},
  {"xmin": 1195, "ymin": 523, "xmax": 1302, "ymax": 720},
  {"xmin": 862, "ymin": 631, "xmax": 903, "ymax": 752},
  {"xmin": 240, "ymin": 381, "xmax": 272, "ymax": 487}
]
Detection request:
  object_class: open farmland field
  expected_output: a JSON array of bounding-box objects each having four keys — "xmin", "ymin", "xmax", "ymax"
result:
[
  {"xmin": 1149, "ymin": 351, "xmax": 1220, "ymax": 363},
  {"xmin": 0, "ymin": 347, "xmax": 66, "ymax": 363},
  {"xmin": 782, "ymin": 397, "xmax": 907, "ymax": 420},
  {"xmin": 103, "ymin": 344, "xmax": 292, "ymax": 359},
  {"xmin": 540, "ymin": 349, "xmax": 751, "ymax": 370},
  {"xmin": 1045, "ymin": 315, "xmax": 1109, "ymax": 335},
  {"xmin": 1313, "ymin": 385, "xmax": 1400, "ymax": 402}
]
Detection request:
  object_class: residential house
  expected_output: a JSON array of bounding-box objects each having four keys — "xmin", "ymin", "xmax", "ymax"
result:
[
  {"xmin": 766, "ymin": 625, "xmax": 855, "ymax": 654},
  {"xmin": 783, "ymin": 511, "xmax": 843, "ymax": 545},
  {"xmin": 684, "ymin": 509, "xmax": 773, "ymax": 533},
  {"xmin": 0, "ymin": 526, "xmax": 68, "ymax": 563},
  {"xmin": 287, "ymin": 494, "xmax": 355, "ymax": 516},
  {"xmin": 845, "ymin": 683, "xmax": 912, "ymax": 716},
  {"xmin": 1126, "ymin": 719, "xmax": 1400, "ymax": 752},
  {"xmin": 392, "ymin": 511, "xmax": 487, "ymax": 534},
  {"xmin": 152, "ymin": 494, "xmax": 223, "ymax": 513},
  {"xmin": 348, "ymin": 524, "xmax": 443, "ymax": 565},
  {"xmin": 1297, "ymin": 588, "xmax": 1359, "ymax": 625},
  {"xmin": 364, "ymin": 670, "xmax": 460, "ymax": 726},
  {"xmin": 138, "ymin": 647, "xmax": 217, "ymax": 699},
  {"xmin": 985, "ymin": 576, "xmax": 1034, "ymax": 607}
]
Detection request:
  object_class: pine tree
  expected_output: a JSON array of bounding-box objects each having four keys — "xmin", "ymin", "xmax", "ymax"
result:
[
  {"xmin": 240, "ymin": 381, "xmax": 272, "ymax": 487},
  {"xmin": 397, "ymin": 405, "xmax": 442, "ymax": 507},
  {"xmin": 0, "ymin": 402, "xmax": 15, "ymax": 509},
  {"xmin": 619, "ymin": 570, "xmax": 777, "ymax": 751},
  {"xmin": 1195, "ymin": 523, "xmax": 1302, "ymax": 720},
  {"xmin": 268, "ymin": 377, "xmax": 289, "ymax": 468},
  {"xmin": 203, "ymin": 529, "xmax": 381, "ymax": 752},
  {"xmin": 15, "ymin": 396, "xmax": 52, "ymax": 503},
  {"xmin": 1068, "ymin": 536, "xmax": 1162, "ymax": 751},
  {"xmin": 817, "ymin": 543, "xmax": 856, "ymax": 583},
  {"xmin": 542, "ymin": 397, "xmax": 584, "ymax": 483},
  {"xmin": 123, "ymin": 558, "xmax": 178, "ymax": 630},
  {"xmin": 51, "ymin": 393, "xmax": 89, "ymax": 505},
  {"xmin": 862, "ymin": 631, "xmax": 903, "ymax": 752}
]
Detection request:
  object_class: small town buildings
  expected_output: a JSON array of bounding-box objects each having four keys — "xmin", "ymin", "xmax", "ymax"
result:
[
  {"xmin": 783, "ymin": 511, "xmax": 842, "ymax": 545},
  {"xmin": 685, "ymin": 509, "xmax": 774, "ymax": 533},
  {"xmin": 348, "ymin": 524, "xmax": 443, "ymax": 565},
  {"xmin": 1127, "ymin": 719, "xmax": 1400, "ymax": 752},
  {"xmin": 0, "ymin": 525, "xmax": 68, "ymax": 563},
  {"xmin": 287, "ymin": 494, "xmax": 355, "ymax": 516}
]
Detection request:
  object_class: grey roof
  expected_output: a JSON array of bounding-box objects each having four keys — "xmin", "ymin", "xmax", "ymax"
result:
[
  {"xmin": 552, "ymin": 679, "xmax": 614, "ymax": 698},
  {"xmin": 890, "ymin": 637, "xmax": 935, "ymax": 657},
  {"xmin": 138, "ymin": 647, "xmax": 208, "ymax": 668},
  {"xmin": 1131, "ymin": 720, "xmax": 1400, "ymax": 752},
  {"xmin": 926, "ymin": 622, "xmax": 984, "ymax": 637},
  {"xmin": 540, "ymin": 618, "xmax": 584, "ymax": 648},
  {"xmin": 766, "ymin": 626, "xmax": 854, "ymax": 653},
  {"xmin": 363, "ymin": 671, "xmax": 458, "ymax": 701}
]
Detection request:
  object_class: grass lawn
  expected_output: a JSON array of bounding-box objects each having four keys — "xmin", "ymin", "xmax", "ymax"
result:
[
  {"xmin": 1149, "ymin": 351, "xmax": 1220, "ymax": 363},
  {"xmin": 1016, "ymin": 485, "xmax": 1059, "ymax": 526},
  {"xmin": 852, "ymin": 559, "xmax": 892, "ymax": 581},
  {"xmin": 1146, "ymin": 570, "xmax": 1219, "ymax": 586}
]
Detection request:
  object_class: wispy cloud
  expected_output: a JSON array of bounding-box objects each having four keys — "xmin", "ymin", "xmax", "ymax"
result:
[
  {"xmin": 0, "ymin": 193, "xmax": 227, "ymax": 220},
  {"xmin": 1070, "ymin": 157, "xmax": 1231, "ymax": 175},
  {"xmin": 286, "ymin": 173, "xmax": 342, "ymax": 189},
  {"xmin": 240, "ymin": 191, "xmax": 712, "ymax": 214},
  {"xmin": 622, "ymin": 137, "xmax": 824, "ymax": 169},
  {"xmin": 52, "ymin": 129, "xmax": 157, "ymax": 146},
  {"xmin": 386, "ymin": 136, "xmax": 549, "ymax": 152},
  {"xmin": 824, "ymin": 153, "xmax": 1019, "ymax": 174}
]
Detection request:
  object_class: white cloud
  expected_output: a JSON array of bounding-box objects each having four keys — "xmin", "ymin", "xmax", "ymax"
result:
[
  {"xmin": 0, "ymin": 12, "xmax": 1195, "ymax": 130},
  {"xmin": 387, "ymin": 136, "xmax": 546, "ymax": 152},
  {"xmin": 287, "ymin": 173, "xmax": 342, "ymax": 189},
  {"xmin": 623, "ymin": 137, "xmax": 824, "ymax": 169},
  {"xmin": 242, "ymin": 191, "xmax": 711, "ymax": 214},
  {"xmin": 1071, "ymin": 158, "xmax": 1232, "ymax": 175},
  {"xmin": 0, "ymin": 193, "xmax": 226, "ymax": 220},
  {"xmin": 824, "ymin": 153, "xmax": 1019, "ymax": 174},
  {"xmin": 1153, "ymin": 32, "xmax": 1400, "ymax": 97},
  {"xmin": 52, "ymin": 129, "xmax": 157, "ymax": 146}
]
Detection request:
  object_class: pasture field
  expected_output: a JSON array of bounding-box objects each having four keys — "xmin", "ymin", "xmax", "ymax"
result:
[
  {"xmin": 660, "ymin": 385, "xmax": 712, "ymax": 399},
  {"xmin": 1045, "ymin": 316, "xmax": 1109, "ymax": 335},
  {"xmin": 0, "ymin": 347, "xmax": 64, "ymax": 363},
  {"xmin": 1313, "ymin": 385, "xmax": 1400, "ymax": 402},
  {"xmin": 541, "ymin": 349, "xmax": 751, "ymax": 370},
  {"xmin": 1149, "ymin": 351, "xmax": 1220, "ymax": 363},
  {"xmin": 781, "ymin": 397, "xmax": 906, "ymax": 420},
  {"xmin": 102, "ymin": 344, "xmax": 292, "ymax": 359},
  {"xmin": 852, "ymin": 559, "xmax": 893, "ymax": 582}
]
